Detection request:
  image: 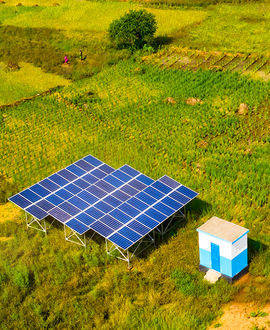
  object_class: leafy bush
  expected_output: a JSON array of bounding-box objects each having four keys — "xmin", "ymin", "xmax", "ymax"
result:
[
  {"xmin": 0, "ymin": 175, "xmax": 17, "ymax": 203},
  {"xmin": 108, "ymin": 10, "xmax": 157, "ymax": 50},
  {"xmin": 11, "ymin": 264, "xmax": 30, "ymax": 289}
]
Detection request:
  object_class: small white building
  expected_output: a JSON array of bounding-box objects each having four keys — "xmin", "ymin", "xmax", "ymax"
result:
[{"xmin": 197, "ymin": 216, "xmax": 249, "ymax": 283}]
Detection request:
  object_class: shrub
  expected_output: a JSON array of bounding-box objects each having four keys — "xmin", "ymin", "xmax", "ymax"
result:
[
  {"xmin": 108, "ymin": 10, "xmax": 157, "ymax": 50},
  {"xmin": 0, "ymin": 175, "xmax": 17, "ymax": 203}
]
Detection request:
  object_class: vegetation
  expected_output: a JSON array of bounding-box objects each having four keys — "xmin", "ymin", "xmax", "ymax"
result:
[
  {"xmin": 0, "ymin": 0, "xmax": 270, "ymax": 328},
  {"xmin": 109, "ymin": 10, "xmax": 157, "ymax": 50}
]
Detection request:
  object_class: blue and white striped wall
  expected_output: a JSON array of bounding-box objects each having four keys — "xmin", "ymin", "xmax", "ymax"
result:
[{"xmin": 198, "ymin": 231, "xmax": 248, "ymax": 278}]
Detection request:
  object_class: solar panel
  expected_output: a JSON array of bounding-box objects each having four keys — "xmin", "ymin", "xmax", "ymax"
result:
[{"xmin": 9, "ymin": 156, "xmax": 198, "ymax": 251}]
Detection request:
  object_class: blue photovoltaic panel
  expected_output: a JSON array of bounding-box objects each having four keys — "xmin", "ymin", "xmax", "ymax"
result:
[
  {"xmin": 152, "ymin": 181, "xmax": 172, "ymax": 194},
  {"xmin": 66, "ymin": 218, "xmax": 89, "ymax": 235},
  {"xmin": 75, "ymin": 159, "xmax": 94, "ymax": 172},
  {"xmin": 68, "ymin": 196, "xmax": 89, "ymax": 210},
  {"xmin": 161, "ymin": 196, "xmax": 183, "ymax": 211},
  {"xmin": 73, "ymin": 178, "xmax": 90, "ymax": 189},
  {"xmin": 84, "ymin": 155, "xmax": 102, "ymax": 166},
  {"xmin": 104, "ymin": 175, "xmax": 123, "ymax": 188},
  {"xmin": 120, "ymin": 165, "xmax": 139, "ymax": 177},
  {"xmin": 136, "ymin": 174, "xmax": 155, "ymax": 186},
  {"xmin": 136, "ymin": 191, "xmax": 156, "ymax": 205},
  {"xmin": 95, "ymin": 201, "xmax": 113, "ymax": 213},
  {"xmin": 48, "ymin": 207, "xmax": 71, "ymax": 223},
  {"xmin": 103, "ymin": 195, "xmax": 122, "ymax": 208},
  {"xmin": 128, "ymin": 220, "xmax": 149, "ymax": 236},
  {"xmin": 145, "ymin": 208, "xmax": 167, "ymax": 223},
  {"xmin": 169, "ymin": 191, "xmax": 190, "ymax": 204},
  {"xmin": 76, "ymin": 213, "xmax": 95, "ymax": 226},
  {"xmin": 136, "ymin": 214, "xmax": 159, "ymax": 229},
  {"xmin": 127, "ymin": 197, "xmax": 148, "ymax": 211},
  {"xmin": 144, "ymin": 186, "xmax": 164, "ymax": 200},
  {"xmin": 36, "ymin": 199, "xmax": 54, "ymax": 212},
  {"xmin": 20, "ymin": 189, "xmax": 41, "ymax": 203},
  {"xmin": 58, "ymin": 169, "xmax": 77, "ymax": 181},
  {"xmin": 109, "ymin": 233, "xmax": 133, "ymax": 250},
  {"xmin": 99, "ymin": 215, "xmax": 122, "ymax": 230},
  {"xmin": 30, "ymin": 184, "xmax": 50, "ymax": 197},
  {"xmin": 65, "ymin": 183, "xmax": 82, "ymax": 194},
  {"xmin": 82, "ymin": 173, "xmax": 99, "ymax": 184},
  {"xmin": 159, "ymin": 175, "xmax": 180, "ymax": 189},
  {"xmin": 9, "ymin": 194, "xmax": 32, "ymax": 209},
  {"xmin": 118, "ymin": 227, "xmax": 141, "ymax": 242},
  {"xmin": 25, "ymin": 205, "xmax": 47, "ymax": 220},
  {"xmin": 128, "ymin": 179, "xmax": 147, "ymax": 191},
  {"xmin": 85, "ymin": 207, "xmax": 104, "ymax": 220},
  {"xmin": 91, "ymin": 168, "xmax": 107, "ymax": 179},
  {"xmin": 118, "ymin": 203, "xmax": 140, "ymax": 217},
  {"xmin": 177, "ymin": 185, "xmax": 198, "ymax": 199},
  {"xmin": 112, "ymin": 170, "xmax": 132, "ymax": 183},
  {"xmin": 66, "ymin": 164, "xmax": 86, "ymax": 176},
  {"xmin": 95, "ymin": 180, "xmax": 115, "ymax": 193},
  {"xmin": 90, "ymin": 221, "xmax": 114, "ymax": 237},
  {"xmin": 49, "ymin": 173, "xmax": 69, "ymax": 187},
  {"xmin": 120, "ymin": 185, "xmax": 138, "ymax": 196},
  {"xmin": 109, "ymin": 209, "xmax": 131, "ymax": 224},
  {"xmin": 112, "ymin": 190, "xmax": 130, "ymax": 202},
  {"xmin": 46, "ymin": 194, "xmax": 64, "ymax": 206},
  {"xmin": 153, "ymin": 202, "xmax": 175, "ymax": 216},
  {"xmin": 55, "ymin": 188, "xmax": 73, "ymax": 200},
  {"xmin": 87, "ymin": 185, "xmax": 107, "ymax": 198},
  {"xmin": 100, "ymin": 164, "xmax": 114, "ymax": 174},
  {"xmin": 59, "ymin": 202, "xmax": 81, "ymax": 216},
  {"xmin": 39, "ymin": 178, "xmax": 59, "ymax": 192},
  {"xmin": 77, "ymin": 191, "xmax": 98, "ymax": 205}
]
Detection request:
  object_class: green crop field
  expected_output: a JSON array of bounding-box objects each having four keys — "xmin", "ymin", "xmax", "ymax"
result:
[{"xmin": 0, "ymin": 0, "xmax": 270, "ymax": 328}]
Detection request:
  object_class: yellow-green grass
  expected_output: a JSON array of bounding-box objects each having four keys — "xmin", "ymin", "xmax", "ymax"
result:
[
  {"xmin": 177, "ymin": 3, "xmax": 270, "ymax": 54},
  {"xmin": 0, "ymin": 62, "xmax": 69, "ymax": 105},
  {"xmin": 0, "ymin": 0, "xmax": 206, "ymax": 35}
]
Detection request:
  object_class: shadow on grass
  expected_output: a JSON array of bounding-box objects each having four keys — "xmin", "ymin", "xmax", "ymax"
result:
[{"xmin": 248, "ymin": 238, "xmax": 267, "ymax": 263}]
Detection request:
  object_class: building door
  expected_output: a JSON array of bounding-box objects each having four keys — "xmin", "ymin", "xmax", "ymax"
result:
[{"xmin": 211, "ymin": 243, "xmax": 220, "ymax": 272}]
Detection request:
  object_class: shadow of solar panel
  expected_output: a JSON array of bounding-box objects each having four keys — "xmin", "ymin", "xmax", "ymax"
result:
[
  {"xmin": 65, "ymin": 183, "xmax": 82, "ymax": 194},
  {"xmin": 20, "ymin": 189, "xmax": 41, "ymax": 203},
  {"xmin": 26, "ymin": 205, "xmax": 47, "ymax": 219},
  {"xmin": 66, "ymin": 218, "xmax": 89, "ymax": 235},
  {"xmin": 30, "ymin": 184, "xmax": 50, "ymax": 197},
  {"xmin": 127, "ymin": 197, "xmax": 148, "ymax": 211},
  {"xmin": 136, "ymin": 174, "xmax": 154, "ymax": 185},
  {"xmin": 58, "ymin": 169, "xmax": 77, "ymax": 181},
  {"xmin": 128, "ymin": 220, "xmax": 149, "ymax": 236},
  {"xmin": 76, "ymin": 213, "xmax": 95, "ymax": 226},
  {"xmin": 103, "ymin": 195, "xmax": 122, "ymax": 208},
  {"xmin": 90, "ymin": 221, "xmax": 113, "ymax": 237},
  {"xmin": 77, "ymin": 191, "xmax": 98, "ymax": 205},
  {"xmin": 36, "ymin": 199, "xmax": 54, "ymax": 212},
  {"xmin": 104, "ymin": 175, "xmax": 123, "ymax": 188},
  {"xmin": 152, "ymin": 181, "xmax": 172, "ymax": 194},
  {"xmin": 59, "ymin": 202, "xmax": 81, "ymax": 216},
  {"xmin": 145, "ymin": 208, "xmax": 167, "ymax": 223},
  {"xmin": 136, "ymin": 191, "xmax": 156, "ymax": 205},
  {"xmin": 128, "ymin": 179, "xmax": 146, "ymax": 191},
  {"xmin": 159, "ymin": 175, "xmax": 180, "ymax": 189},
  {"xmin": 49, "ymin": 173, "xmax": 69, "ymax": 187},
  {"xmin": 95, "ymin": 180, "xmax": 115, "ymax": 193},
  {"xmin": 68, "ymin": 196, "xmax": 89, "ymax": 210},
  {"xmin": 46, "ymin": 194, "xmax": 63, "ymax": 206},
  {"xmin": 112, "ymin": 170, "xmax": 132, "ymax": 182},
  {"xmin": 9, "ymin": 194, "xmax": 32, "ymax": 209},
  {"xmin": 120, "ymin": 165, "xmax": 139, "ymax": 177},
  {"xmin": 85, "ymin": 207, "xmax": 104, "ymax": 220},
  {"xmin": 100, "ymin": 164, "xmax": 114, "ymax": 174},
  {"xmin": 177, "ymin": 185, "xmax": 198, "ymax": 199},
  {"xmin": 73, "ymin": 178, "xmax": 90, "ymax": 189},
  {"xmin": 75, "ymin": 159, "xmax": 94, "ymax": 172},
  {"xmin": 66, "ymin": 164, "xmax": 86, "ymax": 176},
  {"xmin": 49, "ymin": 207, "xmax": 71, "ymax": 223},
  {"xmin": 144, "ymin": 186, "xmax": 164, "ymax": 200},
  {"xmin": 120, "ymin": 184, "xmax": 138, "ymax": 196},
  {"xmin": 40, "ymin": 179, "xmax": 59, "ymax": 192},
  {"xmin": 118, "ymin": 227, "xmax": 142, "ymax": 242},
  {"xmin": 95, "ymin": 201, "xmax": 113, "ymax": 213},
  {"xmin": 118, "ymin": 203, "xmax": 140, "ymax": 217},
  {"xmin": 112, "ymin": 190, "xmax": 130, "ymax": 202},
  {"xmin": 99, "ymin": 215, "xmax": 122, "ymax": 230},
  {"xmin": 84, "ymin": 155, "xmax": 102, "ymax": 166},
  {"xmin": 86, "ymin": 185, "xmax": 107, "ymax": 198},
  {"xmin": 169, "ymin": 191, "xmax": 190, "ymax": 204},
  {"xmin": 153, "ymin": 202, "xmax": 175, "ymax": 216},
  {"xmin": 136, "ymin": 214, "xmax": 159, "ymax": 229},
  {"xmin": 109, "ymin": 233, "xmax": 133, "ymax": 250},
  {"xmin": 55, "ymin": 188, "xmax": 73, "ymax": 200},
  {"xmin": 161, "ymin": 196, "xmax": 182, "ymax": 211}
]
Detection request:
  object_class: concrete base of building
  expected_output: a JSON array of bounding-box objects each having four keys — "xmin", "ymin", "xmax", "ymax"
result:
[{"xmin": 199, "ymin": 264, "xmax": 249, "ymax": 284}]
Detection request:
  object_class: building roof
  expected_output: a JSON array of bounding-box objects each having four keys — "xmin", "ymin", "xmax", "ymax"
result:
[{"xmin": 197, "ymin": 216, "xmax": 249, "ymax": 243}]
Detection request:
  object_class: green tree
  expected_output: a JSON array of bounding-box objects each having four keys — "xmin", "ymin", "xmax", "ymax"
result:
[{"xmin": 108, "ymin": 10, "xmax": 157, "ymax": 50}]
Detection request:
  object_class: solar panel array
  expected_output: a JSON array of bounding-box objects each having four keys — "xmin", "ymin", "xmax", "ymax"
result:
[{"xmin": 9, "ymin": 155, "xmax": 198, "ymax": 250}]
